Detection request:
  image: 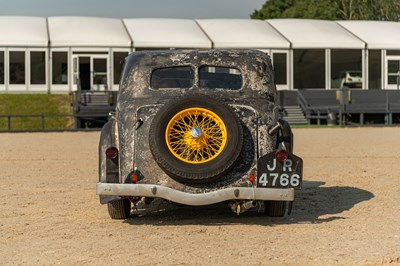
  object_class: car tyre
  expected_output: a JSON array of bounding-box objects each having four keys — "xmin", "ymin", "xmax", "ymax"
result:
[
  {"xmin": 265, "ymin": 201, "xmax": 286, "ymax": 217},
  {"xmin": 107, "ymin": 198, "xmax": 131, "ymax": 219},
  {"xmin": 149, "ymin": 95, "xmax": 243, "ymax": 184}
]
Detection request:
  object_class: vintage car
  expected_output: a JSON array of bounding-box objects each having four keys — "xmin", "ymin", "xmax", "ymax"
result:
[{"xmin": 96, "ymin": 49, "xmax": 303, "ymax": 219}]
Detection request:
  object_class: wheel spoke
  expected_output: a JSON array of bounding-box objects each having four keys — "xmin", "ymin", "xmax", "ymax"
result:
[{"xmin": 166, "ymin": 107, "xmax": 227, "ymax": 164}]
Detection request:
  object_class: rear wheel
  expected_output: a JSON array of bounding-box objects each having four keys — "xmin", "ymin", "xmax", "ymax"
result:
[
  {"xmin": 265, "ymin": 200, "xmax": 287, "ymax": 217},
  {"xmin": 107, "ymin": 198, "xmax": 131, "ymax": 219}
]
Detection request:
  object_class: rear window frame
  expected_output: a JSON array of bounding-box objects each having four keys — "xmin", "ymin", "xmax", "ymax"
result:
[
  {"xmin": 199, "ymin": 66, "xmax": 243, "ymax": 91},
  {"xmin": 150, "ymin": 66, "xmax": 195, "ymax": 90},
  {"xmin": 149, "ymin": 65, "xmax": 244, "ymax": 91}
]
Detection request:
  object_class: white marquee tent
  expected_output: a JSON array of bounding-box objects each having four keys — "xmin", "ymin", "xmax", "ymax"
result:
[{"xmin": 1, "ymin": 16, "xmax": 400, "ymax": 92}]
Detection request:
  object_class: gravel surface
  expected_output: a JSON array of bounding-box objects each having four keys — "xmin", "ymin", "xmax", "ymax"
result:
[{"xmin": 0, "ymin": 128, "xmax": 399, "ymax": 265}]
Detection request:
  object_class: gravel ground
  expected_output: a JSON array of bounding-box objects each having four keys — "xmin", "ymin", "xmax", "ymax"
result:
[{"xmin": 0, "ymin": 128, "xmax": 399, "ymax": 265}]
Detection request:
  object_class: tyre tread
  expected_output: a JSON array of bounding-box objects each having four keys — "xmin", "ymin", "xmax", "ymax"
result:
[
  {"xmin": 107, "ymin": 199, "xmax": 131, "ymax": 219},
  {"xmin": 265, "ymin": 200, "xmax": 286, "ymax": 217},
  {"xmin": 149, "ymin": 95, "xmax": 243, "ymax": 183}
]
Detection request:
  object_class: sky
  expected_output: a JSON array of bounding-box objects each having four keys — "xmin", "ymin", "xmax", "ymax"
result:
[{"xmin": 0, "ymin": 0, "xmax": 265, "ymax": 19}]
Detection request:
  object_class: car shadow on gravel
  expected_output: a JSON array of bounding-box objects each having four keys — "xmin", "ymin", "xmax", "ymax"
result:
[{"xmin": 123, "ymin": 181, "xmax": 374, "ymax": 226}]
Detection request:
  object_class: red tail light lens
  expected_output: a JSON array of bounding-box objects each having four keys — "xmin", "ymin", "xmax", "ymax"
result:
[
  {"xmin": 248, "ymin": 172, "xmax": 255, "ymax": 183},
  {"xmin": 131, "ymin": 172, "xmax": 138, "ymax": 183},
  {"xmin": 275, "ymin": 149, "xmax": 288, "ymax": 162},
  {"xmin": 106, "ymin": 147, "xmax": 118, "ymax": 159}
]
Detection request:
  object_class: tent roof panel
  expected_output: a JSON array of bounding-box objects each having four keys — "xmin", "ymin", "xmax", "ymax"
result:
[
  {"xmin": 197, "ymin": 19, "xmax": 290, "ymax": 49},
  {"xmin": 0, "ymin": 16, "xmax": 48, "ymax": 47},
  {"xmin": 338, "ymin": 20, "xmax": 400, "ymax": 49},
  {"xmin": 123, "ymin": 18, "xmax": 211, "ymax": 48},
  {"xmin": 48, "ymin": 16, "xmax": 131, "ymax": 47},
  {"xmin": 267, "ymin": 19, "xmax": 365, "ymax": 49}
]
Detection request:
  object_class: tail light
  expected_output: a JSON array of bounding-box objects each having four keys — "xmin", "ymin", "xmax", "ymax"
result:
[
  {"xmin": 131, "ymin": 172, "xmax": 138, "ymax": 183},
  {"xmin": 106, "ymin": 147, "xmax": 118, "ymax": 159},
  {"xmin": 275, "ymin": 149, "xmax": 288, "ymax": 162},
  {"xmin": 248, "ymin": 171, "xmax": 255, "ymax": 183},
  {"xmin": 348, "ymin": 77, "xmax": 352, "ymax": 82}
]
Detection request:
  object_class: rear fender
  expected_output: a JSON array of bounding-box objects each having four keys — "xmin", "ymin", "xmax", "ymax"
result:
[
  {"xmin": 99, "ymin": 120, "xmax": 120, "ymax": 204},
  {"xmin": 276, "ymin": 118, "xmax": 294, "ymax": 153},
  {"xmin": 276, "ymin": 118, "xmax": 295, "ymax": 214}
]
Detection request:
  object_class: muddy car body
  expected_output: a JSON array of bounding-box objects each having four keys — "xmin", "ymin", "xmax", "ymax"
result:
[{"xmin": 97, "ymin": 49, "xmax": 303, "ymax": 219}]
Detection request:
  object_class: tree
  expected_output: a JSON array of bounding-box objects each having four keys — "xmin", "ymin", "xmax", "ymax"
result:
[
  {"xmin": 251, "ymin": 0, "xmax": 295, "ymax": 19},
  {"xmin": 251, "ymin": 0, "xmax": 400, "ymax": 21},
  {"xmin": 335, "ymin": 0, "xmax": 400, "ymax": 20},
  {"xmin": 283, "ymin": 0, "xmax": 338, "ymax": 20}
]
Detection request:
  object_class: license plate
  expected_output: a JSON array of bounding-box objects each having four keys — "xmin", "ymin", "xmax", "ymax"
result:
[{"xmin": 257, "ymin": 151, "xmax": 303, "ymax": 189}]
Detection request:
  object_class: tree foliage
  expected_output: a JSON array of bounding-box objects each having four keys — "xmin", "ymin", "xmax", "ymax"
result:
[{"xmin": 251, "ymin": 0, "xmax": 400, "ymax": 21}]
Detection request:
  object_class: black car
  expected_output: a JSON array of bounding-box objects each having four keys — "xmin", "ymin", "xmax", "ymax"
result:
[{"xmin": 97, "ymin": 49, "xmax": 303, "ymax": 219}]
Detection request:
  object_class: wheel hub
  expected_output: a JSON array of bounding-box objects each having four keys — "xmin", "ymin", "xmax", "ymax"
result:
[
  {"xmin": 190, "ymin": 127, "xmax": 202, "ymax": 138},
  {"xmin": 184, "ymin": 130, "xmax": 206, "ymax": 150}
]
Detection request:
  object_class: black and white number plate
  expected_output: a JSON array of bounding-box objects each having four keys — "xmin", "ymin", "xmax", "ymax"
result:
[{"xmin": 257, "ymin": 151, "xmax": 303, "ymax": 189}]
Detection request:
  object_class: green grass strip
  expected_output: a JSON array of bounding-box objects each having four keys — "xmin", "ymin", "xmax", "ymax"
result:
[{"xmin": 0, "ymin": 94, "xmax": 73, "ymax": 131}]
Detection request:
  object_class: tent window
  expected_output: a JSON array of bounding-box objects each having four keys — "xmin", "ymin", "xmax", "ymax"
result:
[
  {"xmin": 31, "ymin": 51, "xmax": 46, "ymax": 85},
  {"xmin": 368, "ymin": 50, "xmax": 381, "ymax": 90},
  {"xmin": 113, "ymin": 52, "xmax": 128, "ymax": 84},
  {"xmin": 0, "ymin": 51, "xmax": 4, "ymax": 84},
  {"xmin": 52, "ymin": 52, "xmax": 68, "ymax": 85},
  {"xmin": 331, "ymin": 49, "xmax": 362, "ymax": 89},
  {"xmin": 294, "ymin": 49, "xmax": 325, "ymax": 89},
  {"xmin": 9, "ymin": 51, "xmax": 25, "ymax": 85},
  {"xmin": 273, "ymin": 53, "xmax": 287, "ymax": 85}
]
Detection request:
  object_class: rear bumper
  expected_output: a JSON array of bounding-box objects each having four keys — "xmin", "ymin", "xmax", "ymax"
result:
[{"xmin": 96, "ymin": 183, "xmax": 294, "ymax": 206}]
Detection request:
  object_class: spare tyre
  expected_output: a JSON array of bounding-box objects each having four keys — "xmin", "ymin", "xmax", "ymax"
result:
[{"xmin": 149, "ymin": 96, "xmax": 243, "ymax": 184}]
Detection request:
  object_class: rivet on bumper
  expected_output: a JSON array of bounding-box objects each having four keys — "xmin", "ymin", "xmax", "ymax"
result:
[
  {"xmin": 234, "ymin": 189, "xmax": 239, "ymax": 197},
  {"xmin": 151, "ymin": 186, "xmax": 157, "ymax": 195},
  {"xmin": 280, "ymin": 192, "xmax": 289, "ymax": 198}
]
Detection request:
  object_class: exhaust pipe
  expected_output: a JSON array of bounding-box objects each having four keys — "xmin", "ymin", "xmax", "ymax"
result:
[{"xmin": 228, "ymin": 200, "xmax": 256, "ymax": 215}]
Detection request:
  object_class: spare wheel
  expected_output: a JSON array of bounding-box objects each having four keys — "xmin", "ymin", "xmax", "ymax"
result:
[{"xmin": 149, "ymin": 96, "xmax": 243, "ymax": 183}]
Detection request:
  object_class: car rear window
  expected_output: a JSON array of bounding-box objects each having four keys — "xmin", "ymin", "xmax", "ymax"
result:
[
  {"xmin": 151, "ymin": 67, "xmax": 194, "ymax": 89},
  {"xmin": 199, "ymin": 66, "xmax": 242, "ymax": 90},
  {"xmin": 349, "ymin": 72, "xmax": 362, "ymax": 77}
]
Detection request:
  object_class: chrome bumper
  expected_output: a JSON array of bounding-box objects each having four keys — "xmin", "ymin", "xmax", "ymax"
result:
[{"xmin": 96, "ymin": 183, "xmax": 294, "ymax": 206}]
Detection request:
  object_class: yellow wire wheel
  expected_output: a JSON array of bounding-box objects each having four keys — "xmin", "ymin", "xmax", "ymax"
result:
[
  {"xmin": 149, "ymin": 96, "xmax": 243, "ymax": 183},
  {"xmin": 165, "ymin": 107, "xmax": 227, "ymax": 164}
]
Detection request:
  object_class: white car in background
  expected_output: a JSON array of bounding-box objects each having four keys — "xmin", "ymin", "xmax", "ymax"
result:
[{"xmin": 333, "ymin": 71, "xmax": 362, "ymax": 89}]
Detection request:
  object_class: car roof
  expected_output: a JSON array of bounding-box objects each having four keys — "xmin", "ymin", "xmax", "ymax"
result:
[{"xmin": 119, "ymin": 49, "xmax": 277, "ymax": 100}]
